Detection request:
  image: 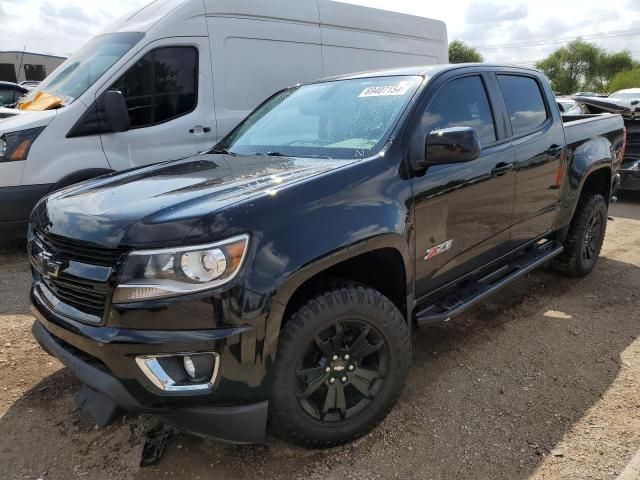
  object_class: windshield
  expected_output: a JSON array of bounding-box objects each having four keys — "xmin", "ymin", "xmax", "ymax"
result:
[
  {"xmin": 20, "ymin": 32, "xmax": 144, "ymax": 106},
  {"xmin": 217, "ymin": 76, "xmax": 423, "ymax": 160},
  {"xmin": 610, "ymin": 92, "xmax": 640, "ymax": 100}
]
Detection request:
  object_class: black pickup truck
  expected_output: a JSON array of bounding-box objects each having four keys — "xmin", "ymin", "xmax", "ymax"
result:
[{"xmin": 28, "ymin": 65, "xmax": 625, "ymax": 447}]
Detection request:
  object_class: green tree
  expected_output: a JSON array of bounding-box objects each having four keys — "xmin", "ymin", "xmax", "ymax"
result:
[
  {"xmin": 448, "ymin": 40, "xmax": 483, "ymax": 64},
  {"xmin": 536, "ymin": 39, "xmax": 602, "ymax": 94},
  {"xmin": 608, "ymin": 68, "xmax": 640, "ymax": 92},
  {"xmin": 592, "ymin": 51, "xmax": 635, "ymax": 91}
]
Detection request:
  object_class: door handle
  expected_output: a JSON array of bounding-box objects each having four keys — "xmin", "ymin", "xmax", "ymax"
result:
[
  {"xmin": 546, "ymin": 145, "xmax": 563, "ymax": 156},
  {"xmin": 491, "ymin": 162, "xmax": 514, "ymax": 177},
  {"xmin": 189, "ymin": 126, "xmax": 212, "ymax": 135}
]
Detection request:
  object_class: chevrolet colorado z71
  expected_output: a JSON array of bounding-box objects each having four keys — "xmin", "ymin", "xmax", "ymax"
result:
[{"xmin": 28, "ymin": 65, "xmax": 625, "ymax": 447}]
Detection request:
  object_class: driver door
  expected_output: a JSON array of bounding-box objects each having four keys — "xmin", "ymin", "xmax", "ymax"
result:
[
  {"xmin": 409, "ymin": 73, "xmax": 516, "ymax": 298},
  {"xmin": 99, "ymin": 37, "xmax": 215, "ymax": 171}
]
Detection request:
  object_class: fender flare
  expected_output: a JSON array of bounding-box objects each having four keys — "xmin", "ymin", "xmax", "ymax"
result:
[{"xmin": 271, "ymin": 232, "xmax": 414, "ymax": 315}]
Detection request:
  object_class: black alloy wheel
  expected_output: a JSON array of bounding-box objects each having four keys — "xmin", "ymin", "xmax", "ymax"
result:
[
  {"xmin": 295, "ymin": 320, "xmax": 388, "ymax": 423},
  {"xmin": 270, "ymin": 282, "xmax": 411, "ymax": 448}
]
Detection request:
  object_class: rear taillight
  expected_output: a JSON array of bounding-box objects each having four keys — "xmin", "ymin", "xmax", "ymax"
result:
[{"xmin": 621, "ymin": 126, "xmax": 627, "ymax": 158}]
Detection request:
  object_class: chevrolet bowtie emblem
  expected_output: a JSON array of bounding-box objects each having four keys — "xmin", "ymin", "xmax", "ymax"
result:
[{"xmin": 36, "ymin": 249, "xmax": 64, "ymax": 279}]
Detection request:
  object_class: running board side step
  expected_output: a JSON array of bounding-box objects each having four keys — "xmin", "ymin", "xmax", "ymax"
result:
[{"xmin": 415, "ymin": 243, "xmax": 564, "ymax": 326}]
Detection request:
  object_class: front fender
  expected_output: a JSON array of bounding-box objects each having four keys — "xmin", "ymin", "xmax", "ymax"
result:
[{"xmin": 271, "ymin": 232, "xmax": 413, "ymax": 308}]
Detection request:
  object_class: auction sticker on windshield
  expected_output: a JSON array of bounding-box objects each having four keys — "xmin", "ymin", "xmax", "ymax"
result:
[{"xmin": 359, "ymin": 81, "xmax": 415, "ymax": 98}]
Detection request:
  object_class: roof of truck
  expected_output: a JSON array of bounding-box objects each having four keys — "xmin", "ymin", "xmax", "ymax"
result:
[{"xmin": 318, "ymin": 63, "xmax": 541, "ymax": 83}]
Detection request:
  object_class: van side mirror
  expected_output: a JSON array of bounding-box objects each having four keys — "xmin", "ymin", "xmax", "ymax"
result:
[
  {"xmin": 102, "ymin": 90, "xmax": 130, "ymax": 133},
  {"xmin": 423, "ymin": 127, "xmax": 481, "ymax": 166}
]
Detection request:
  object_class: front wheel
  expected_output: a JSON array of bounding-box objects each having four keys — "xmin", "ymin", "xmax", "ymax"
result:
[
  {"xmin": 269, "ymin": 283, "xmax": 411, "ymax": 448},
  {"xmin": 552, "ymin": 192, "xmax": 608, "ymax": 277}
]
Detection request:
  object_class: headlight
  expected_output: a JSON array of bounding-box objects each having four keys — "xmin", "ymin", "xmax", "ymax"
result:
[
  {"xmin": 113, "ymin": 234, "xmax": 250, "ymax": 303},
  {"xmin": 0, "ymin": 127, "xmax": 45, "ymax": 162}
]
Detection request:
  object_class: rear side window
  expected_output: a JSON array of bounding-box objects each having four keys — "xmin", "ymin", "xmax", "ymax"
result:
[
  {"xmin": 497, "ymin": 75, "xmax": 548, "ymax": 136},
  {"xmin": 111, "ymin": 46, "xmax": 198, "ymax": 128},
  {"xmin": 418, "ymin": 76, "xmax": 496, "ymax": 146}
]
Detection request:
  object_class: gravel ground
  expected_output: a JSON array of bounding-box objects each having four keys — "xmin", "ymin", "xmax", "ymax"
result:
[{"xmin": 0, "ymin": 199, "xmax": 638, "ymax": 480}]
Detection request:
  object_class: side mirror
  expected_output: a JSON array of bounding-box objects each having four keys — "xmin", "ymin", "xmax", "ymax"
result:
[
  {"xmin": 417, "ymin": 126, "xmax": 481, "ymax": 167},
  {"xmin": 631, "ymin": 99, "xmax": 639, "ymax": 106},
  {"xmin": 102, "ymin": 90, "xmax": 130, "ymax": 133}
]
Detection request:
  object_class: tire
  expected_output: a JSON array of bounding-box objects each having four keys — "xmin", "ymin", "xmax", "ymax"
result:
[
  {"xmin": 269, "ymin": 282, "xmax": 411, "ymax": 448},
  {"xmin": 552, "ymin": 192, "xmax": 608, "ymax": 277}
]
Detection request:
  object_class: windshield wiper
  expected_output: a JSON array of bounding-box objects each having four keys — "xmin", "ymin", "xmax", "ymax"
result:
[{"xmin": 256, "ymin": 151, "xmax": 333, "ymax": 160}]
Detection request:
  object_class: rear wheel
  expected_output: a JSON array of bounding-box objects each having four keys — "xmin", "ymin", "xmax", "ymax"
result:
[
  {"xmin": 552, "ymin": 192, "xmax": 608, "ymax": 277},
  {"xmin": 269, "ymin": 283, "xmax": 411, "ymax": 448}
]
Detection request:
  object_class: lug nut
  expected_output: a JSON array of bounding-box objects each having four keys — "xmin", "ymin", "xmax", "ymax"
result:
[
  {"xmin": 341, "ymin": 376, "xmax": 348, "ymax": 383},
  {"xmin": 329, "ymin": 377, "xmax": 336, "ymax": 384},
  {"xmin": 325, "ymin": 366, "xmax": 331, "ymax": 373},
  {"xmin": 332, "ymin": 354, "xmax": 339, "ymax": 361},
  {"xmin": 348, "ymin": 364, "xmax": 355, "ymax": 371},
  {"xmin": 344, "ymin": 354, "xmax": 350, "ymax": 360}
]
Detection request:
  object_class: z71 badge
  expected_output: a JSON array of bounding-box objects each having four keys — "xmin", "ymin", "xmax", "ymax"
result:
[{"xmin": 424, "ymin": 239, "xmax": 453, "ymax": 260}]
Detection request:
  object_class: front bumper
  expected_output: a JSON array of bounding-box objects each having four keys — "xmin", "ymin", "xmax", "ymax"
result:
[
  {"xmin": 0, "ymin": 184, "xmax": 53, "ymax": 239},
  {"xmin": 30, "ymin": 287, "xmax": 271, "ymax": 443}
]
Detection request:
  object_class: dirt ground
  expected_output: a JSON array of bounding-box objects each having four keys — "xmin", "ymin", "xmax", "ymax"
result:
[{"xmin": 0, "ymin": 199, "xmax": 638, "ymax": 480}]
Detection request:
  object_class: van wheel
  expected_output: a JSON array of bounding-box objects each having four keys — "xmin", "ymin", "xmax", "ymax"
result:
[
  {"xmin": 270, "ymin": 282, "xmax": 411, "ymax": 448},
  {"xmin": 552, "ymin": 192, "xmax": 608, "ymax": 277}
]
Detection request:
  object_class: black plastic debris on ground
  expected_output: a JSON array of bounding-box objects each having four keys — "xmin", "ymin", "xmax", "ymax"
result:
[
  {"xmin": 74, "ymin": 384, "xmax": 123, "ymax": 428},
  {"xmin": 140, "ymin": 424, "xmax": 173, "ymax": 467}
]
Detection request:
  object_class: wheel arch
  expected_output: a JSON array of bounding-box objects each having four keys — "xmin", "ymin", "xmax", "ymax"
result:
[
  {"xmin": 272, "ymin": 234, "xmax": 414, "ymax": 325},
  {"xmin": 555, "ymin": 159, "xmax": 612, "ymax": 242}
]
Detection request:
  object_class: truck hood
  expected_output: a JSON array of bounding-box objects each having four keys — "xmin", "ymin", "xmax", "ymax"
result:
[
  {"xmin": 573, "ymin": 96, "xmax": 640, "ymax": 121},
  {"xmin": 31, "ymin": 154, "xmax": 344, "ymax": 248},
  {"xmin": 0, "ymin": 107, "xmax": 57, "ymax": 131}
]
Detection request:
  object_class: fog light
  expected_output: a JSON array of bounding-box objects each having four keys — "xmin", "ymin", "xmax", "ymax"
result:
[
  {"xmin": 183, "ymin": 356, "xmax": 197, "ymax": 379},
  {"xmin": 136, "ymin": 352, "xmax": 219, "ymax": 392}
]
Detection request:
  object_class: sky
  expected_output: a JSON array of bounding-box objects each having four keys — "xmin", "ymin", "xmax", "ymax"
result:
[{"xmin": 0, "ymin": 0, "xmax": 639, "ymax": 67}]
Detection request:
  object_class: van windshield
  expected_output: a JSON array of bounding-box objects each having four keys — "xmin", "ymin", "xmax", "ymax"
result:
[
  {"xmin": 20, "ymin": 32, "xmax": 144, "ymax": 107},
  {"xmin": 216, "ymin": 76, "xmax": 423, "ymax": 160}
]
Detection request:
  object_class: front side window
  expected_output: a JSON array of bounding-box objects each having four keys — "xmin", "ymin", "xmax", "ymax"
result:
[
  {"xmin": 19, "ymin": 32, "xmax": 144, "ymax": 106},
  {"xmin": 418, "ymin": 76, "xmax": 497, "ymax": 146},
  {"xmin": 111, "ymin": 46, "xmax": 198, "ymax": 129},
  {"xmin": 218, "ymin": 75, "xmax": 422, "ymax": 160},
  {"xmin": 498, "ymin": 75, "xmax": 549, "ymax": 136},
  {"xmin": 0, "ymin": 87, "xmax": 16, "ymax": 105}
]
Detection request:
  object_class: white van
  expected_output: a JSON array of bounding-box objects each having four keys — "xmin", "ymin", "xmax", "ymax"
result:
[{"xmin": 0, "ymin": 0, "xmax": 447, "ymax": 238}]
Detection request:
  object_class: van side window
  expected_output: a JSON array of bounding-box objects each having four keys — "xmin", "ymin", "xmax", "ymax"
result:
[
  {"xmin": 418, "ymin": 76, "xmax": 496, "ymax": 146},
  {"xmin": 497, "ymin": 75, "xmax": 548, "ymax": 136},
  {"xmin": 111, "ymin": 46, "xmax": 198, "ymax": 128}
]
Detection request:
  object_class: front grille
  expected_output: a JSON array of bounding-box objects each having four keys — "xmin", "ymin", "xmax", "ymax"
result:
[
  {"xmin": 31, "ymin": 231, "xmax": 127, "ymax": 323},
  {"xmin": 43, "ymin": 276, "xmax": 109, "ymax": 315},
  {"xmin": 36, "ymin": 231, "xmax": 125, "ymax": 267},
  {"xmin": 626, "ymin": 127, "xmax": 640, "ymax": 159}
]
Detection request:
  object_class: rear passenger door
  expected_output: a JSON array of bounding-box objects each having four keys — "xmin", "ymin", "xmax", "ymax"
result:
[
  {"xmin": 496, "ymin": 73, "xmax": 565, "ymax": 247},
  {"xmin": 410, "ymin": 72, "xmax": 517, "ymax": 296}
]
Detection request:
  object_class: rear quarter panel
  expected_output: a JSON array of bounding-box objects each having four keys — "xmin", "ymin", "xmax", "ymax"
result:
[{"xmin": 554, "ymin": 114, "xmax": 625, "ymax": 232}]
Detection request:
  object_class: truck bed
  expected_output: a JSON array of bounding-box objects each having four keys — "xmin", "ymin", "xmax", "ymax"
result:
[{"xmin": 562, "ymin": 113, "xmax": 625, "ymax": 151}]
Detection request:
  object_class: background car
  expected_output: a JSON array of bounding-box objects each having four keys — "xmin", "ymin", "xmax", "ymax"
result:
[
  {"xmin": 609, "ymin": 88, "xmax": 640, "ymax": 103},
  {"xmin": 0, "ymin": 81, "xmax": 29, "ymax": 107},
  {"xmin": 557, "ymin": 97, "xmax": 590, "ymax": 115},
  {"xmin": 574, "ymin": 91, "xmax": 607, "ymax": 97}
]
